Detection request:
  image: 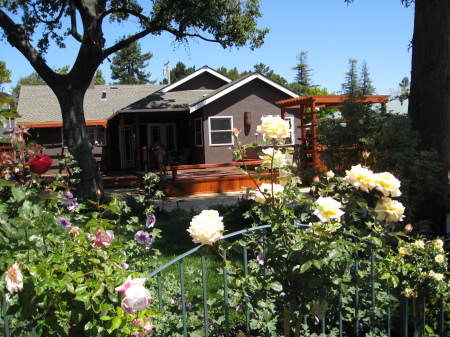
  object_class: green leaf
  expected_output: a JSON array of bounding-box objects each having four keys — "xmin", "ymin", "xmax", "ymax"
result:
[
  {"xmin": 270, "ymin": 281, "xmax": 283, "ymax": 292},
  {"xmin": 0, "ymin": 179, "xmax": 15, "ymax": 187},
  {"xmin": 300, "ymin": 260, "xmax": 312, "ymax": 273},
  {"xmin": 108, "ymin": 316, "xmax": 123, "ymax": 332}
]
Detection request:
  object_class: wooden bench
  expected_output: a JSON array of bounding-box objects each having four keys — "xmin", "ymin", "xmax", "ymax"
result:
[{"xmin": 165, "ymin": 159, "xmax": 264, "ymax": 180}]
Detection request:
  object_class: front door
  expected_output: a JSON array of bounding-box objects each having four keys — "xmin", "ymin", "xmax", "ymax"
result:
[
  {"xmin": 141, "ymin": 123, "xmax": 176, "ymax": 169},
  {"xmin": 119, "ymin": 124, "xmax": 135, "ymax": 169}
]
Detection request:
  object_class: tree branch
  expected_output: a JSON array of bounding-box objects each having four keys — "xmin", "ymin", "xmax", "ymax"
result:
[
  {"xmin": 0, "ymin": 9, "xmax": 56, "ymax": 84},
  {"xmin": 70, "ymin": 1, "xmax": 83, "ymax": 43},
  {"xmin": 32, "ymin": 1, "xmax": 67, "ymax": 25}
]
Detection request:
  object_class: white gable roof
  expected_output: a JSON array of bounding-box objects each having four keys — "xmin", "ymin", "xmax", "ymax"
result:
[
  {"xmin": 189, "ymin": 73, "xmax": 299, "ymax": 113},
  {"xmin": 159, "ymin": 66, "xmax": 231, "ymax": 93}
]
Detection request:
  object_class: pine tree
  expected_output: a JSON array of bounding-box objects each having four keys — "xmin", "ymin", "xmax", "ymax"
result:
[
  {"xmin": 292, "ymin": 51, "xmax": 313, "ymax": 94},
  {"xmin": 399, "ymin": 76, "xmax": 410, "ymax": 95},
  {"xmin": 359, "ymin": 61, "xmax": 376, "ymax": 95},
  {"xmin": 341, "ymin": 59, "xmax": 359, "ymax": 96},
  {"xmin": 94, "ymin": 70, "xmax": 106, "ymax": 85},
  {"xmin": 161, "ymin": 62, "xmax": 195, "ymax": 84},
  {"xmin": 110, "ymin": 38, "xmax": 154, "ymax": 84}
]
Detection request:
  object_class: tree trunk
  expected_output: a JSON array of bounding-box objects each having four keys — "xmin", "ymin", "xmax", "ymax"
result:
[
  {"xmin": 408, "ymin": 0, "xmax": 450, "ymax": 236},
  {"xmin": 55, "ymin": 85, "xmax": 103, "ymax": 197}
]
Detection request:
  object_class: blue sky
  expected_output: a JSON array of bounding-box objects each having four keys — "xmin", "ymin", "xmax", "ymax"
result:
[{"xmin": 1, "ymin": 0, "xmax": 414, "ymax": 95}]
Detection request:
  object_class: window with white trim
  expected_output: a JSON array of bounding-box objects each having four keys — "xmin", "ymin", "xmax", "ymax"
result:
[
  {"xmin": 208, "ymin": 116, "xmax": 234, "ymax": 146},
  {"xmin": 194, "ymin": 118, "xmax": 203, "ymax": 147},
  {"xmin": 262, "ymin": 115, "xmax": 295, "ymax": 144},
  {"xmin": 88, "ymin": 126, "xmax": 106, "ymax": 146}
]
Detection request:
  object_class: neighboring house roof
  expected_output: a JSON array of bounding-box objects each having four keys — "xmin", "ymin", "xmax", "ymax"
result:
[{"xmin": 386, "ymin": 97, "xmax": 408, "ymax": 115}]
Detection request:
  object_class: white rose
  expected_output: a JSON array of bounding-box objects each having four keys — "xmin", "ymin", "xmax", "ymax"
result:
[
  {"xmin": 259, "ymin": 148, "xmax": 287, "ymax": 168},
  {"xmin": 256, "ymin": 116, "xmax": 290, "ymax": 143},
  {"xmin": 254, "ymin": 183, "xmax": 284, "ymax": 204},
  {"xmin": 187, "ymin": 210, "xmax": 224, "ymax": 245},
  {"xmin": 313, "ymin": 197, "xmax": 345, "ymax": 223},
  {"xmin": 344, "ymin": 164, "xmax": 375, "ymax": 192},
  {"xmin": 121, "ymin": 285, "xmax": 153, "ymax": 314},
  {"xmin": 373, "ymin": 172, "xmax": 401, "ymax": 197}
]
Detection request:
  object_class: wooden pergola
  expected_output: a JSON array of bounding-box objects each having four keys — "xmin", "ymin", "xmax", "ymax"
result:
[{"xmin": 275, "ymin": 95, "xmax": 390, "ymax": 171}]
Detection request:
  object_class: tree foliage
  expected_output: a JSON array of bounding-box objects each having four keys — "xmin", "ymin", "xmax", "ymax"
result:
[
  {"xmin": 292, "ymin": 51, "xmax": 313, "ymax": 95},
  {"xmin": 0, "ymin": 61, "xmax": 11, "ymax": 89},
  {"xmin": 110, "ymin": 38, "xmax": 154, "ymax": 84},
  {"xmin": 161, "ymin": 61, "xmax": 195, "ymax": 84},
  {"xmin": 0, "ymin": 0, "xmax": 268, "ymax": 196}
]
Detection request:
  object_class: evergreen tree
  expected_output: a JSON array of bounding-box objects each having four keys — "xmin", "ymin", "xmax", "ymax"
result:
[
  {"xmin": 359, "ymin": 61, "xmax": 376, "ymax": 95},
  {"xmin": 110, "ymin": 38, "xmax": 154, "ymax": 84},
  {"xmin": 94, "ymin": 69, "xmax": 106, "ymax": 85},
  {"xmin": 161, "ymin": 62, "xmax": 195, "ymax": 84},
  {"xmin": 341, "ymin": 59, "xmax": 359, "ymax": 96},
  {"xmin": 253, "ymin": 63, "xmax": 288, "ymax": 86},
  {"xmin": 292, "ymin": 51, "xmax": 313, "ymax": 95},
  {"xmin": 399, "ymin": 76, "xmax": 410, "ymax": 95},
  {"xmin": 216, "ymin": 66, "xmax": 250, "ymax": 80}
]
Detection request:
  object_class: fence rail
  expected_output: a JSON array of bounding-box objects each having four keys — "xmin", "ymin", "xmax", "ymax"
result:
[
  {"xmin": 2, "ymin": 226, "xmax": 448, "ymax": 336},
  {"xmin": 146, "ymin": 225, "xmax": 449, "ymax": 337}
]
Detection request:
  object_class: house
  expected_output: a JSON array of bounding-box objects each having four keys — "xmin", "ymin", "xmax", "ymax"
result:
[{"xmin": 16, "ymin": 66, "xmax": 300, "ymax": 172}]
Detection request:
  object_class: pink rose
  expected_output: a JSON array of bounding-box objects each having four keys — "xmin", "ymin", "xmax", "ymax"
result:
[
  {"xmin": 115, "ymin": 276, "xmax": 152, "ymax": 314},
  {"xmin": 93, "ymin": 230, "xmax": 114, "ymax": 247},
  {"xmin": 134, "ymin": 317, "xmax": 155, "ymax": 336}
]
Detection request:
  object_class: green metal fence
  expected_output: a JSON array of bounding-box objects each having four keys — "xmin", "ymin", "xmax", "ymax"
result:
[
  {"xmin": 146, "ymin": 225, "xmax": 449, "ymax": 337},
  {"xmin": 2, "ymin": 225, "xmax": 448, "ymax": 336}
]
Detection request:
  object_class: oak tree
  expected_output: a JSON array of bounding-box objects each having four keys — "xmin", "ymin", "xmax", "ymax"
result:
[{"xmin": 0, "ymin": 0, "xmax": 268, "ymax": 196}]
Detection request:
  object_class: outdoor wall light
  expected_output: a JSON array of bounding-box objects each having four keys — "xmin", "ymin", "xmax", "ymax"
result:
[{"xmin": 244, "ymin": 111, "xmax": 251, "ymax": 126}]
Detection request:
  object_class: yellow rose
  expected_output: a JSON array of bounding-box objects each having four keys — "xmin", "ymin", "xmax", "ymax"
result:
[
  {"xmin": 344, "ymin": 164, "xmax": 375, "ymax": 192},
  {"xmin": 398, "ymin": 247, "xmax": 407, "ymax": 255},
  {"xmin": 374, "ymin": 197, "xmax": 405, "ymax": 223},
  {"xmin": 256, "ymin": 116, "xmax": 290, "ymax": 143},
  {"xmin": 435, "ymin": 239, "xmax": 444, "ymax": 251},
  {"xmin": 313, "ymin": 197, "xmax": 345, "ymax": 223},
  {"xmin": 435, "ymin": 254, "xmax": 445, "ymax": 263},
  {"xmin": 373, "ymin": 172, "xmax": 402, "ymax": 197},
  {"xmin": 434, "ymin": 273, "xmax": 445, "ymax": 281}
]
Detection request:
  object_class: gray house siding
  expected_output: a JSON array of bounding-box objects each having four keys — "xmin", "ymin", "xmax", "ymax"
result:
[{"xmin": 201, "ymin": 79, "xmax": 299, "ymax": 164}]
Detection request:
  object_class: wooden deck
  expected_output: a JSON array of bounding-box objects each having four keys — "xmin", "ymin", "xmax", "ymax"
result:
[{"xmin": 102, "ymin": 166, "xmax": 274, "ymax": 197}]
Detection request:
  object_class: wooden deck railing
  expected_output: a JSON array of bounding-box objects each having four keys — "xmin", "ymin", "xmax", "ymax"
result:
[{"xmin": 165, "ymin": 159, "xmax": 264, "ymax": 180}]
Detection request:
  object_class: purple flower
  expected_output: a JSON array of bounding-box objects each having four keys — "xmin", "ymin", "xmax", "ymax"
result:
[
  {"xmin": 135, "ymin": 230, "xmax": 152, "ymax": 244},
  {"xmin": 57, "ymin": 216, "xmax": 71, "ymax": 230},
  {"xmin": 122, "ymin": 263, "xmax": 129, "ymax": 270},
  {"xmin": 256, "ymin": 253, "xmax": 264, "ymax": 265},
  {"xmin": 61, "ymin": 194, "xmax": 78, "ymax": 212},
  {"xmin": 145, "ymin": 238, "xmax": 155, "ymax": 250},
  {"xmin": 146, "ymin": 214, "xmax": 156, "ymax": 228}
]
